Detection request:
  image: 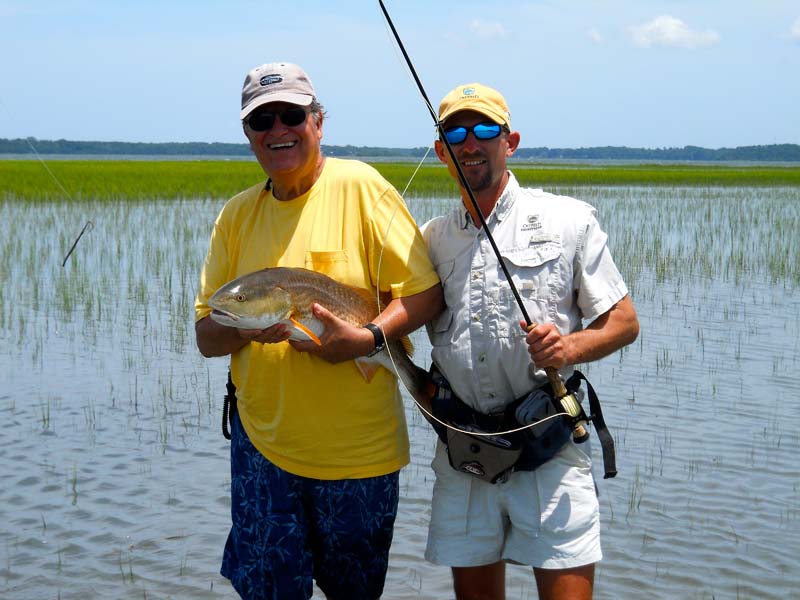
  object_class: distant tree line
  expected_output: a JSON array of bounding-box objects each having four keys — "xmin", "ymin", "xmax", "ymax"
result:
[
  {"xmin": 1, "ymin": 138, "xmax": 254, "ymax": 157},
  {"xmin": 2, "ymin": 138, "xmax": 799, "ymax": 161},
  {"xmin": 513, "ymin": 144, "xmax": 800, "ymax": 162}
]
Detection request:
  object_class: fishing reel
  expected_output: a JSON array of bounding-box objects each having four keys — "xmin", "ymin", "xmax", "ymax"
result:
[
  {"xmin": 558, "ymin": 390, "xmax": 590, "ymax": 443},
  {"xmin": 546, "ymin": 368, "xmax": 590, "ymax": 443}
]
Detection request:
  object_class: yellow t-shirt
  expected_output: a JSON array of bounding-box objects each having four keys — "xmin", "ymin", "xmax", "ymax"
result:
[{"xmin": 195, "ymin": 158, "xmax": 439, "ymax": 479}]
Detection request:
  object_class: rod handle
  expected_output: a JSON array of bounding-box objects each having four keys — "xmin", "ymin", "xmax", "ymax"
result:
[{"xmin": 527, "ymin": 324, "xmax": 588, "ymax": 441}]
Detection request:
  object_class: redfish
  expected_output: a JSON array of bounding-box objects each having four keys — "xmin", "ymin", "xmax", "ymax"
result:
[{"xmin": 208, "ymin": 267, "xmax": 432, "ymax": 407}]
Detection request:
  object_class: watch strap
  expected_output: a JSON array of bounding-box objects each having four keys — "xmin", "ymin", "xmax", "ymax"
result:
[{"xmin": 363, "ymin": 323, "xmax": 385, "ymax": 357}]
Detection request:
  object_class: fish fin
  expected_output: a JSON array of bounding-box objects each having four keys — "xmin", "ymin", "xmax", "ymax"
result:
[
  {"xmin": 354, "ymin": 358, "xmax": 381, "ymax": 382},
  {"xmin": 289, "ymin": 316, "xmax": 322, "ymax": 345},
  {"xmin": 398, "ymin": 335, "xmax": 414, "ymax": 357}
]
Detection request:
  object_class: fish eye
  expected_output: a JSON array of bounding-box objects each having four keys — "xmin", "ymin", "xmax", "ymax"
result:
[{"xmin": 235, "ymin": 293, "xmax": 246, "ymax": 302}]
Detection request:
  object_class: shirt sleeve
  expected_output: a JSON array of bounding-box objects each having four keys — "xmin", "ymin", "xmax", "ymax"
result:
[
  {"xmin": 366, "ymin": 185, "xmax": 440, "ymax": 299},
  {"xmin": 194, "ymin": 214, "xmax": 231, "ymax": 323},
  {"xmin": 574, "ymin": 209, "xmax": 629, "ymax": 321}
]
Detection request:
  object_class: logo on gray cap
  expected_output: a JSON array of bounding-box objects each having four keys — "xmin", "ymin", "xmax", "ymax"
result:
[{"xmin": 260, "ymin": 74, "xmax": 283, "ymax": 86}]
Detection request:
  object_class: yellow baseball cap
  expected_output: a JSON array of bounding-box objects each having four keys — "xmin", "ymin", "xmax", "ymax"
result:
[{"xmin": 438, "ymin": 83, "xmax": 511, "ymax": 128}]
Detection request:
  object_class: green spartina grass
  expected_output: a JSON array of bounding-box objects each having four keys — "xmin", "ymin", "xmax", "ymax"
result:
[{"xmin": 2, "ymin": 159, "xmax": 799, "ymax": 201}]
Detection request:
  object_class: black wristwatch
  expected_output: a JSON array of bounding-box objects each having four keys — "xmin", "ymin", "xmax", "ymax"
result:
[{"xmin": 363, "ymin": 323, "xmax": 385, "ymax": 357}]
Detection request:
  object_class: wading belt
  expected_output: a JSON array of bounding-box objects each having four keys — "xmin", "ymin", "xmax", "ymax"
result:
[
  {"xmin": 430, "ymin": 369, "xmax": 617, "ymax": 480},
  {"xmin": 222, "ymin": 368, "xmax": 237, "ymax": 440}
]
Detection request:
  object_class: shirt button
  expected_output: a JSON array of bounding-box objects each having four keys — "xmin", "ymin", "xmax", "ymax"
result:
[
  {"xmin": 471, "ymin": 271, "xmax": 480, "ymax": 280},
  {"xmin": 473, "ymin": 314, "xmax": 480, "ymax": 321}
]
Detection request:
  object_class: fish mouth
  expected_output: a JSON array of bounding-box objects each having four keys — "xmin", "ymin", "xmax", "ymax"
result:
[{"xmin": 211, "ymin": 308, "xmax": 240, "ymax": 322}]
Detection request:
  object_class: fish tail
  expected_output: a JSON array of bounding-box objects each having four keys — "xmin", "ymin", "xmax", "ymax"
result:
[{"xmin": 383, "ymin": 341, "xmax": 434, "ymax": 413}]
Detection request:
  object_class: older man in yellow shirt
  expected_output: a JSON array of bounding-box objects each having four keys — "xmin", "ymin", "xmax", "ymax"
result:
[{"xmin": 195, "ymin": 62, "xmax": 442, "ymax": 600}]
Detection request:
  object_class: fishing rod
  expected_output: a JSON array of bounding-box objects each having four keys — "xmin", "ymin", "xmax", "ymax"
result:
[
  {"xmin": 378, "ymin": 0, "xmax": 530, "ymax": 325},
  {"xmin": 62, "ymin": 220, "xmax": 94, "ymax": 267},
  {"xmin": 378, "ymin": 0, "xmax": 588, "ymax": 439},
  {"xmin": 20, "ymin": 135, "xmax": 93, "ymax": 267},
  {"xmin": 0, "ymin": 97, "xmax": 93, "ymax": 267}
]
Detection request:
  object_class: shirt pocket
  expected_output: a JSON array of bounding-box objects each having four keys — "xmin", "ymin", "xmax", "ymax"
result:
[
  {"xmin": 500, "ymin": 241, "xmax": 561, "ymax": 303},
  {"xmin": 305, "ymin": 250, "xmax": 349, "ymax": 280},
  {"xmin": 494, "ymin": 241, "xmax": 561, "ymax": 338}
]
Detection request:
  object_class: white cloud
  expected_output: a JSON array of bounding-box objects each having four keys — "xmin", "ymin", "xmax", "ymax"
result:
[
  {"xmin": 588, "ymin": 28, "xmax": 604, "ymax": 44},
  {"xmin": 792, "ymin": 17, "xmax": 800, "ymax": 41},
  {"xmin": 629, "ymin": 15, "xmax": 720, "ymax": 49},
  {"xmin": 468, "ymin": 19, "xmax": 507, "ymax": 39}
]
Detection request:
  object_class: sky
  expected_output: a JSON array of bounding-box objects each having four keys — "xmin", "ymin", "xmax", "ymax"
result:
[{"xmin": 1, "ymin": 0, "xmax": 798, "ymax": 149}]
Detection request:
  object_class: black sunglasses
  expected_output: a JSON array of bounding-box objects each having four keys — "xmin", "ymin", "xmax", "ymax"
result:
[
  {"xmin": 441, "ymin": 122, "xmax": 505, "ymax": 145},
  {"xmin": 247, "ymin": 107, "xmax": 309, "ymax": 132}
]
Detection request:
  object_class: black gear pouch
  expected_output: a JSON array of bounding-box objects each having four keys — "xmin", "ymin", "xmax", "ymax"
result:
[
  {"xmin": 445, "ymin": 425, "xmax": 522, "ymax": 484},
  {"xmin": 504, "ymin": 377, "xmax": 576, "ymax": 472},
  {"xmin": 430, "ymin": 367, "xmax": 574, "ymax": 482}
]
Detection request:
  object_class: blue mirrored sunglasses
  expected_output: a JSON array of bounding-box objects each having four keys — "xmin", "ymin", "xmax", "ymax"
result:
[{"xmin": 441, "ymin": 122, "xmax": 504, "ymax": 145}]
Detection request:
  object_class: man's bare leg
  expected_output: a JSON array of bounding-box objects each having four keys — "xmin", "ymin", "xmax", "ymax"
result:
[
  {"xmin": 534, "ymin": 563, "xmax": 595, "ymax": 600},
  {"xmin": 452, "ymin": 561, "xmax": 506, "ymax": 600}
]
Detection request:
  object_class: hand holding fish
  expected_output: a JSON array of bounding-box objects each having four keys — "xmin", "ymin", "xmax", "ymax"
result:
[
  {"xmin": 237, "ymin": 323, "xmax": 292, "ymax": 345},
  {"xmin": 203, "ymin": 267, "xmax": 439, "ymax": 403},
  {"xmin": 289, "ymin": 303, "xmax": 374, "ymax": 364}
]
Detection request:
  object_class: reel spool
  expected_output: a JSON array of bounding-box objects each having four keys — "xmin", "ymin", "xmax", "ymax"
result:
[
  {"xmin": 558, "ymin": 391, "xmax": 590, "ymax": 443},
  {"xmin": 546, "ymin": 368, "xmax": 590, "ymax": 443}
]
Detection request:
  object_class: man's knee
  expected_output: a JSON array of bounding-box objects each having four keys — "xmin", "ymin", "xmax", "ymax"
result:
[{"xmin": 534, "ymin": 562, "xmax": 595, "ymax": 600}]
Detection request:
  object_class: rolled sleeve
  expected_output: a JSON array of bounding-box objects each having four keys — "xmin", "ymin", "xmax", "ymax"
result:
[{"xmin": 574, "ymin": 213, "xmax": 628, "ymax": 321}]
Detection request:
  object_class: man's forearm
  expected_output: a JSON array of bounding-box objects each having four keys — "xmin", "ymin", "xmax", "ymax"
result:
[
  {"xmin": 374, "ymin": 283, "xmax": 444, "ymax": 341},
  {"xmin": 195, "ymin": 316, "xmax": 250, "ymax": 358},
  {"xmin": 566, "ymin": 295, "xmax": 639, "ymax": 365}
]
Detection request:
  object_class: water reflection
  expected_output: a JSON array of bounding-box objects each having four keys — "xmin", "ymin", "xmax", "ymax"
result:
[{"xmin": 0, "ymin": 187, "xmax": 798, "ymax": 599}]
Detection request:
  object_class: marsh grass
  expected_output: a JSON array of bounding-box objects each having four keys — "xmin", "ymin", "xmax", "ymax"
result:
[
  {"xmin": 2, "ymin": 177, "xmax": 800, "ymax": 597},
  {"xmin": 385, "ymin": 162, "xmax": 800, "ymax": 193},
  {"xmin": 2, "ymin": 160, "xmax": 800, "ymax": 201},
  {"xmin": 0, "ymin": 160, "xmax": 264, "ymax": 201},
  {"xmin": 404, "ymin": 186, "xmax": 800, "ymax": 291},
  {"xmin": 554, "ymin": 186, "xmax": 800, "ymax": 288}
]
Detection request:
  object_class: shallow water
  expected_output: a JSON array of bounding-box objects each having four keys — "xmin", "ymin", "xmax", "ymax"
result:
[{"xmin": 1, "ymin": 187, "xmax": 798, "ymax": 599}]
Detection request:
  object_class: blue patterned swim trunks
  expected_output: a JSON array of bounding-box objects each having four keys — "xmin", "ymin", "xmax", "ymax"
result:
[{"xmin": 221, "ymin": 412, "xmax": 400, "ymax": 600}]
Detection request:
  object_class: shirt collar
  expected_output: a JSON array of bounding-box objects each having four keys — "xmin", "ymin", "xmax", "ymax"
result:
[
  {"xmin": 493, "ymin": 171, "xmax": 520, "ymax": 224},
  {"xmin": 459, "ymin": 171, "xmax": 520, "ymax": 229}
]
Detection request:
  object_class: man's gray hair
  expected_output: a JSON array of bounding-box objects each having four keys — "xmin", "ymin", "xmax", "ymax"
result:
[{"xmin": 309, "ymin": 99, "xmax": 326, "ymax": 124}]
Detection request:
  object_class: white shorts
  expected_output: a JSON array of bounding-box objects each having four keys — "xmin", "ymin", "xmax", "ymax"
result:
[{"xmin": 425, "ymin": 437, "xmax": 602, "ymax": 569}]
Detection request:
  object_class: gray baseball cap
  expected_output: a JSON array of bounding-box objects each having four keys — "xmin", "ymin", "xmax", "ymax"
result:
[{"xmin": 240, "ymin": 62, "xmax": 315, "ymax": 120}]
